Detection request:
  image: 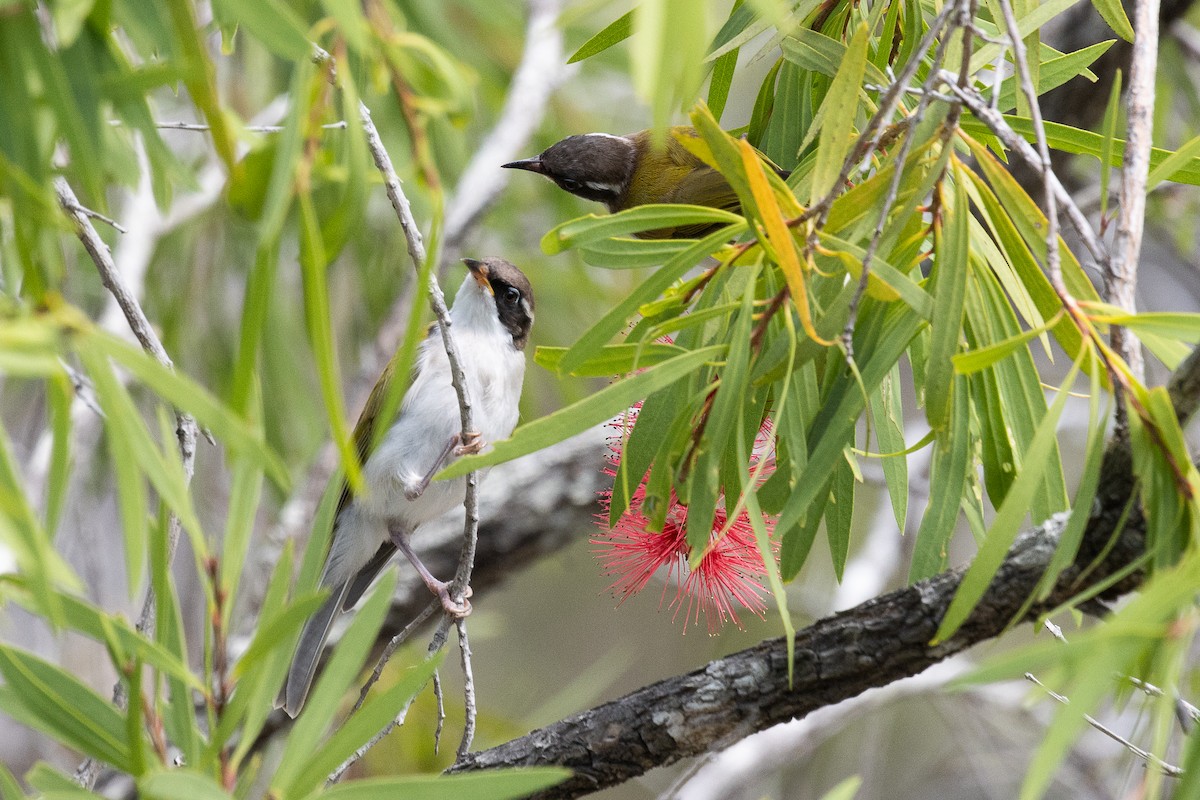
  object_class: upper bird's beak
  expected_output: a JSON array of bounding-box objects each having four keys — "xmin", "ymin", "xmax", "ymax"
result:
[
  {"xmin": 463, "ymin": 258, "xmax": 493, "ymax": 293},
  {"xmin": 501, "ymin": 157, "xmax": 544, "ymax": 174}
]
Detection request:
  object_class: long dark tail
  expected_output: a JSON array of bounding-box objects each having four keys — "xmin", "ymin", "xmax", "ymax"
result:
[{"xmin": 280, "ymin": 580, "xmax": 351, "ymax": 717}]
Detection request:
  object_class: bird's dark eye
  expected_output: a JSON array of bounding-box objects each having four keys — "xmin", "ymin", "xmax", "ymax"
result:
[
  {"xmin": 503, "ymin": 286, "xmax": 521, "ymax": 306},
  {"xmin": 558, "ymin": 177, "xmax": 582, "ymax": 192}
]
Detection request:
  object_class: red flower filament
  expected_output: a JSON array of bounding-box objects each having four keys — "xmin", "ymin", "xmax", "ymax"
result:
[{"xmin": 592, "ymin": 405, "xmax": 780, "ymax": 634}]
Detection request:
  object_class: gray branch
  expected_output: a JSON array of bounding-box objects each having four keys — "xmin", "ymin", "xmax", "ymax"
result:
[{"xmin": 55, "ymin": 178, "xmax": 199, "ymax": 789}]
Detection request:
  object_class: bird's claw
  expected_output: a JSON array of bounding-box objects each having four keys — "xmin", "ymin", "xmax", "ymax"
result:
[
  {"xmin": 435, "ymin": 582, "xmax": 473, "ymax": 618},
  {"xmin": 454, "ymin": 430, "xmax": 484, "ymax": 456}
]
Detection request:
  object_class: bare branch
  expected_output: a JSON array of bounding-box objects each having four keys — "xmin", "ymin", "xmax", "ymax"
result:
[
  {"xmin": 994, "ymin": 0, "xmax": 1064, "ymax": 293},
  {"xmin": 56, "ymin": 176, "xmax": 199, "ymax": 788},
  {"xmin": 442, "ymin": 0, "xmax": 568, "ymax": 254},
  {"xmin": 1109, "ymin": 0, "xmax": 1161, "ymax": 385},
  {"xmin": 1024, "ymin": 673, "xmax": 1182, "ymax": 777}
]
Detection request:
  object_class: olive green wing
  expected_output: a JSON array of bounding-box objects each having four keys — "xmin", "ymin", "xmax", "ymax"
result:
[{"xmin": 333, "ymin": 349, "xmax": 408, "ymax": 520}]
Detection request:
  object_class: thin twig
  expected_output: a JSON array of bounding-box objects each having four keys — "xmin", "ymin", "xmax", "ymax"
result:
[
  {"xmin": 937, "ymin": 78, "xmax": 1111, "ymax": 275},
  {"xmin": 455, "ymin": 617, "xmax": 477, "ymax": 758},
  {"xmin": 994, "ymin": 0, "xmax": 1065, "ymax": 299},
  {"xmin": 310, "ymin": 39, "xmax": 481, "ymax": 776},
  {"xmin": 1126, "ymin": 676, "xmax": 1200, "ymax": 734},
  {"xmin": 806, "ymin": 1, "xmax": 958, "ymax": 227},
  {"xmin": 840, "ymin": 4, "xmax": 960, "ymax": 354},
  {"xmin": 110, "ymin": 119, "xmax": 349, "ymax": 133},
  {"xmin": 57, "ymin": 177, "xmax": 199, "ymax": 788},
  {"xmin": 56, "ymin": 192, "xmax": 128, "ymax": 233},
  {"xmin": 328, "ymin": 703, "xmax": 414, "ymax": 783},
  {"xmin": 1024, "ymin": 673, "xmax": 1183, "ymax": 777},
  {"xmin": 351, "ymin": 600, "xmax": 438, "ymax": 715},
  {"xmin": 433, "ymin": 670, "xmax": 446, "ymax": 754}
]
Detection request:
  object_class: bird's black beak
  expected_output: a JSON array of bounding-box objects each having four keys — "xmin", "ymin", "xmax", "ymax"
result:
[
  {"xmin": 501, "ymin": 157, "xmax": 544, "ymax": 174},
  {"xmin": 463, "ymin": 258, "xmax": 493, "ymax": 293}
]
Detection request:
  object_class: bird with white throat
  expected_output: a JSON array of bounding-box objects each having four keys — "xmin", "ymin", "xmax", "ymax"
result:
[{"xmin": 281, "ymin": 256, "xmax": 534, "ymax": 717}]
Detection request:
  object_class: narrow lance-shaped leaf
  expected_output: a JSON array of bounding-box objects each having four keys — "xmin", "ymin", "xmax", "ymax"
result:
[
  {"xmin": 909, "ymin": 375, "xmax": 972, "ymax": 582},
  {"xmin": 809, "ymin": 21, "xmax": 868, "ymax": 203},
  {"xmin": 298, "ymin": 191, "xmax": 364, "ymax": 495},
  {"xmin": 924, "ymin": 169, "xmax": 970, "ymax": 429},
  {"xmin": 0, "ymin": 645, "xmax": 137, "ymax": 772},
  {"xmin": 440, "ymin": 346, "xmax": 726, "ymax": 479},
  {"xmin": 935, "ymin": 351, "xmax": 1084, "ymax": 642},
  {"xmin": 569, "ymin": 9, "xmax": 634, "ymax": 63}
]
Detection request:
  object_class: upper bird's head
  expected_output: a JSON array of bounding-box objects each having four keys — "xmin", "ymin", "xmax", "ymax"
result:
[
  {"xmin": 503, "ymin": 133, "xmax": 636, "ymax": 209},
  {"xmin": 456, "ymin": 257, "xmax": 535, "ymax": 350}
]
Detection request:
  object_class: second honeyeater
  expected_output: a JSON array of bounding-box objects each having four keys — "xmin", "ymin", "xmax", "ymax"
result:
[{"xmin": 503, "ymin": 125, "xmax": 789, "ymax": 239}]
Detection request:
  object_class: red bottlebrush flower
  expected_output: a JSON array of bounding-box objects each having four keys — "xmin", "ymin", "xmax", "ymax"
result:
[{"xmin": 592, "ymin": 403, "xmax": 781, "ymax": 634}]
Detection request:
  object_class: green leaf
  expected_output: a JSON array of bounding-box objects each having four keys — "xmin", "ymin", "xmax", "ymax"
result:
[
  {"xmin": 320, "ymin": 0, "xmax": 371, "ymax": 53},
  {"xmin": 299, "ymin": 191, "xmax": 364, "ymax": 497},
  {"xmin": 758, "ymin": 61, "xmax": 808, "ymax": 169},
  {"xmin": 871, "ymin": 367, "xmax": 908, "ymax": 532},
  {"xmin": 208, "ymin": 0, "xmax": 311, "ymax": 59},
  {"xmin": 139, "ymin": 772, "xmax": 231, "ymax": 800},
  {"xmin": 272, "ymin": 572, "xmax": 398, "ymax": 791},
  {"xmin": 87, "ymin": 333, "xmax": 289, "ymax": 489},
  {"xmin": 993, "ymin": 42, "xmax": 1114, "ymax": 114},
  {"xmin": 960, "ymin": 116, "xmax": 1200, "ymax": 187},
  {"xmin": 5, "ymin": 581, "xmax": 200, "ymax": 691},
  {"xmin": 0, "ymin": 763, "xmax": 23, "ymax": 800},
  {"xmin": 577, "ymin": 236, "xmax": 694, "ymax": 269},
  {"xmin": 952, "ymin": 312, "xmax": 1062, "ymax": 374},
  {"xmin": 0, "ymin": 645, "xmax": 136, "ymax": 772},
  {"xmin": 76, "ymin": 343, "xmax": 205, "ymax": 559},
  {"xmin": 557, "ymin": 224, "xmax": 745, "ymax": 375},
  {"xmin": 816, "ymin": 232, "xmax": 933, "ymax": 319},
  {"xmin": 225, "ymin": 541, "xmax": 299, "ymax": 768},
  {"xmin": 440, "ymin": 346, "xmax": 724, "ymax": 479},
  {"xmin": 608, "ymin": 386, "xmax": 677, "ymax": 526},
  {"xmin": 42, "ymin": 372, "xmax": 71, "ymax": 540},
  {"xmin": 820, "ymin": 776, "xmax": 864, "ymax": 800},
  {"xmin": 633, "ymin": 0, "xmax": 706, "ymax": 131},
  {"xmin": 542, "ymin": 206, "xmax": 744, "ymax": 253},
  {"xmin": 321, "ymin": 769, "xmax": 572, "ymax": 800},
  {"xmin": 569, "ymin": 10, "xmax": 634, "ymax": 63},
  {"xmin": 1147, "ymin": 132, "xmax": 1200, "ymax": 190},
  {"xmin": 687, "ymin": 271, "xmax": 757, "ymax": 557},
  {"xmin": 935, "ymin": 352, "xmax": 1083, "ymax": 642},
  {"xmin": 777, "ymin": 306, "xmax": 924, "ymax": 578},
  {"xmin": 909, "ymin": 376, "xmax": 971, "ymax": 581},
  {"xmin": 825, "ymin": 452, "xmax": 855, "ymax": 580},
  {"xmin": 707, "ymin": 1, "xmax": 765, "ymax": 60},
  {"xmin": 809, "ymin": 22, "xmax": 868, "ymax": 203},
  {"xmin": 706, "ymin": 12, "xmax": 740, "ymax": 122},
  {"xmin": 535, "ymin": 343, "xmax": 685, "ymax": 376},
  {"xmin": 1090, "ymin": 0, "xmax": 1134, "ymax": 41},
  {"xmin": 1098, "ymin": 70, "xmax": 1122, "ymax": 221},
  {"xmin": 230, "ymin": 593, "xmax": 326, "ymax": 681},
  {"xmin": 780, "ymin": 28, "xmax": 887, "ymax": 84},
  {"xmin": 0, "ymin": 419, "xmax": 76, "ymax": 624},
  {"xmin": 285, "ymin": 654, "xmax": 443, "ymax": 797},
  {"xmin": 925, "ymin": 175, "xmax": 970, "ymax": 429},
  {"xmin": 1090, "ymin": 310, "xmax": 1200, "ymax": 342},
  {"xmin": 969, "ymin": 0, "xmax": 1098, "ymax": 73}
]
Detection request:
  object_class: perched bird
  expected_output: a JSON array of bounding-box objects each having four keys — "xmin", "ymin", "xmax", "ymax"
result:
[
  {"xmin": 503, "ymin": 126, "xmax": 788, "ymax": 239},
  {"xmin": 281, "ymin": 257, "xmax": 534, "ymax": 717}
]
